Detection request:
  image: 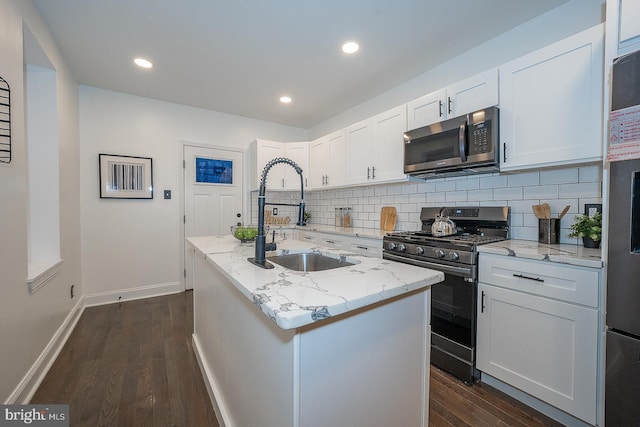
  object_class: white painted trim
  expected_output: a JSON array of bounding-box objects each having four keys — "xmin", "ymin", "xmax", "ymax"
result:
[
  {"xmin": 83, "ymin": 281, "xmax": 182, "ymax": 307},
  {"xmin": 6, "ymin": 295, "xmax": 85, "ymax": 404},
  {"xmin": 27, "ymin": 259, "xmax": 63, "ymax": 294},
  {"xmin": 192, "ymin": 333, "xmax": 230, "ymax": 427}
]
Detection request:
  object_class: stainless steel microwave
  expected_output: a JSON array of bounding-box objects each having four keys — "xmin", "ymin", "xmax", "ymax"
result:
[{"xmin": 403, "ymin": 106, "xmax": 500, "ymax": 178}]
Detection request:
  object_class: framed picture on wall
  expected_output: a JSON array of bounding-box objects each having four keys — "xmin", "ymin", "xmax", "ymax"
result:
[
  {"xmin": 99, "ymin": 153, "xmax": 153, "ymax": 199},
  {"xmin": 194, "ymin": 156, "xmax": 233, "ymax": 184}
]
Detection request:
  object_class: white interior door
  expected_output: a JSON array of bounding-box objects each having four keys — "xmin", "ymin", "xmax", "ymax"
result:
[{"xmin": 184, "ymin": 145, "xmax": 243, "ymax": 289}]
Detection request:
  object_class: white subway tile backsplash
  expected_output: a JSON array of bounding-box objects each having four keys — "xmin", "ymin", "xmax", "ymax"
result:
[
  {"xmin": 435, "ymin": 181, "xmax": 456, "ymax": 192},
  {"xmin": 497, "ymin": 187, "xmax": 523, "ymax": 200},
  {"xmin": 456, "ymin": 178, "xmax": 479, "ymax": 191},
  {"xmin": 523, "ymin": 185, "xmax": 559, "ymax": 200},
  {"xmin": 468, "ymin": 189, "xmax": 493, "ymax": 202},
  {"xmin": 558, "ymin": 182, "xmax": 602, "ymax": 199},
  {"xmin": 540, "ymin": 168, "xmax": 579, "ymax": 184},
  {"xmin": 507, "ymin": 172, "xmax": 539, "ymax": 187},
  {"xmin": 479, "ymin": 174, "xmax": 508, "ymax": 188},
  {"xmin": 579, "ymin": 165, "xmax": 603, "ymax": 182},
  {"xmin": 260, "ymin": 165, "xmax": 602, "ymax": 238},
  {"xmin": 426, "ymin": 192, "xmax": 447, "ymax": 203},
  {"xmin": 445, "ymin": 191, "xmax": 468, "ymax": 202}
]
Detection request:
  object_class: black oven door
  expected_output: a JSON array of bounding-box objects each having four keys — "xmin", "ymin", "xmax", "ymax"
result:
[{"xmin": 430, "ymin": 269, "xmax": 480, "ymax": 384}]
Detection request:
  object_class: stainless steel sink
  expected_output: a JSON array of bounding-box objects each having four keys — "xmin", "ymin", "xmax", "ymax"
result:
[{"xmin": 267, "ymin": 252, "xmax": 356, "ymax": 272}]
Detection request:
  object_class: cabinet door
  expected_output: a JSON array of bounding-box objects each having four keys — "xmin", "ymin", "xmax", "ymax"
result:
[
  {"xmin": 407, "ymin": 88, "xmax": 447, "ymax": 130},
  {"xmin": 477, "ymin": 284, "xmax": 598, "ymax": 424},
  {"xmin": 372, "ymin": 106, "xmax": 407, "ymax": 182},
  {"xmin": 499, "ymin": 24, "xmax": 604, "ymax": 171},
  {"xmin": 309, "ymin": 137, "xmax": 329, "ymax": 189},
  {"xmin": 327, "ymin": 131, "xmax": 346, "ymax": 187},
  {"xmin": 448, "ymin": 68, "xmax": 499, "ymax": 118},
  {"xmin": 345, "ymin": 119, "xmax": 373, "ymax": 184},
  {"xmin": 256, "ymin": 139, "xmax": 285, "ymax": 190},
  {"xmin": 284, "ymin": 142, "xmax": 309, "ymax": 190}
]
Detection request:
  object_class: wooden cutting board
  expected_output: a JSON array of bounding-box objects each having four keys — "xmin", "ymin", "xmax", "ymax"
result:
[{"xmin": 380, "ymin": 206, "xmax": 397, "ymax": 231}]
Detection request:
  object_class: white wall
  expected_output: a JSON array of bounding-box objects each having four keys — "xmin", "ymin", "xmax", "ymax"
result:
[
  {"xmin": 0, "ymin": 0, "xmax": 81, "ymax": 402},
  {"xmin": 309, "ymin": 0, "xmax": 605, "ymax": 139},
  {"xmin": 79, "ymin": 87, "xmax": 307, "ymax": 298}
]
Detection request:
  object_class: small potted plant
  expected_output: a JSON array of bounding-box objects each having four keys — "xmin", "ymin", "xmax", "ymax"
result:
[{"xmin": 568, "ymin": 212, "xmax": 602, "ymax": 248}]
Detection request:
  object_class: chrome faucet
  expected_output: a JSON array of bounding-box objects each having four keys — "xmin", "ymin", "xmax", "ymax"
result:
[{"xmin": 248, "ymin": 157, "xmax": 306, "ymax": 269}]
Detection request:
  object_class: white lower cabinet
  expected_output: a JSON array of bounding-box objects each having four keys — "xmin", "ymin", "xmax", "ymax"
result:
[{"xmin": 477, "ymin": 253, "xmax": 600, "ymax": 425}]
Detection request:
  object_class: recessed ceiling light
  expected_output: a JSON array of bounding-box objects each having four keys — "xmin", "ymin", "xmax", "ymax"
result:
[
  {"xmin": 134, "ymin": 57, "xmax": 153, "ymax": 69},
  {"xmin": 342, "ymin": 41, "xmax": 359, "ymax": 54},
  {"xmin": 280, "ymin": 96, "xmax": 292, "ymax": 104}
]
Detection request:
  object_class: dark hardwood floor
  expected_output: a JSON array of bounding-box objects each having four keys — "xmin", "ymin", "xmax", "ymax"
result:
[
  {"xmin": 31, "ymin": 291, "xmax": 218, "ymax": 427},
  {"xmin": 32, "ymin": 291, "xmax": 563, "ymax": 427}
]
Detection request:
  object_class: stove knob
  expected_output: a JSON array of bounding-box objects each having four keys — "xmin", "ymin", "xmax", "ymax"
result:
[
  {"xmin": 415, "ymin": 246, "xmax": 424, "ymax": 255},
  {"xmin": 387, "ymin": 242, "xmax": 397, "ymax": 251},
  {"xmin": 435, "ymin": 249, "xmax": 446, "ymax": 258},
  {"xmin": 398, "ymin": 244, "xmax": 407, "ymax": 252},
  {"xmin": 449, "ymin": 251, "xmax": 460, "ymax": 260}
]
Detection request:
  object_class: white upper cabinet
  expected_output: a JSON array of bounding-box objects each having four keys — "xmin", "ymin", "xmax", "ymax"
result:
[
  {"xmin": 407, "ymin": 68, "xmax": 499, "ymax": 130},
  {"xmin": 345, "ymin": 105, "xmax": 407, "ymax": 185},
  {"xmin": 499, "ymin": 24, "xmax": 604, "ymax": 172},
  {"xmin": 254, "ymin": 139, "xmax": 309, "ymax": 191},
  {"xmin": 309, "ymin": 130, "xmax": 346, "ymax": 189}
]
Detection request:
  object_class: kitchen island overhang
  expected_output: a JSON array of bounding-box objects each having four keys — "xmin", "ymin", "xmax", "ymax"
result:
[{"xmin": 187, "ymin": 236, "xmax": 443, "ymax": 427}]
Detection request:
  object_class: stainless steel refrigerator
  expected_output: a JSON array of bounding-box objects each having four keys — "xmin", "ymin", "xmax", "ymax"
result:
[{"xmin": 606, "ymin": 50, "xmax": 640, "ymax": 426}]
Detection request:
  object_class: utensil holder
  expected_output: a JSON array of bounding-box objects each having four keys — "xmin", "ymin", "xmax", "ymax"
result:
[{"xmin": 538, "ymin": 218, "xmax": 560, "ymax": 244}]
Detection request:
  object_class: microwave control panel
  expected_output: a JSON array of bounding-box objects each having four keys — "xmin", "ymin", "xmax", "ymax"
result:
[{"xmin": 469, "ymin": 119, "xmax": 493, "ymax": 155}]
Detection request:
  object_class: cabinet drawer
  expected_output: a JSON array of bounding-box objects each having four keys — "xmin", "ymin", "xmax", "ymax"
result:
[
  {"xmin": 478, "ymin": 253, "xmax": 599, "ymax": 307},
  {"xmin": 348, "ymin": 239, "xmax": 382, "ymax": 258},
  {"xmin": 298, "ymin": 232, "xmax": 319, "ymax": 244},
  {"xmin": 318, "ymin": 236, "xmax": 346, "ymax": 249}
]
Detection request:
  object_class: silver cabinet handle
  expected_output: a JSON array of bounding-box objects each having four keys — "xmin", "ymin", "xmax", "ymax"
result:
[
  {"xmin": 282, "ymin": 178, "xmax": 285, "ymax": 188},
  {"xmin": 481, "ymin": 290, "xmax": 486, "ymax": 313},
  {"xmin": 448, "ymin": 96, "xmax": 453, "ymax": 114},
  {"xmin": 325, "ymin": 175, "xmax": 328, "ymax": 185},
  {"xmin": 438, "ymin": 100, "xmax": 443, "ymax": 117},
  {"xmin": 372, "ymin": 166, "xmax": 376, "ymax": 179},
  {"xmin": 367, "ymin": 167, "xmax": 371, "ymax": 180}
]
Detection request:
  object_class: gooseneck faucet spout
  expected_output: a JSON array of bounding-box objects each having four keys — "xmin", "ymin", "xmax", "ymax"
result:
[{"xmin": 248, "ymin": 157, "xmax": 306, "ymax": 269}]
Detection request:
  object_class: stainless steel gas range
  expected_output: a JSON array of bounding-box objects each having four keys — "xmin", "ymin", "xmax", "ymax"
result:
[{"xmin": 383, "ymin": 206, "xmax": 509, "ymax": 384}]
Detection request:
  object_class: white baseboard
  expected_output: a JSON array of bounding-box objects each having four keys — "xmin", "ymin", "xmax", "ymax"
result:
[
  {"xmin": 481, "ymin": 373, "xmax": 592, "ymax": 427},
  {"xmin": 7, "ymin": 296, "xmax": 85, "ymax": 404},
  {"xmin": 7, "ymin": 281, "xmax": 184, "ymax": 405},
  {"xmin": 83, "ymin": 281, "xmax": 183, "ymax": 307},
  {"xmin": 192, "ymin": 333, "xmax": 230, "ymax": 427}
]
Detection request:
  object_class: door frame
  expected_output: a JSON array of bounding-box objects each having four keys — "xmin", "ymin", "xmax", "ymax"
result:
[{"xmin": 179, "ymin": 140, "xmax": 246, "ymax": 289}]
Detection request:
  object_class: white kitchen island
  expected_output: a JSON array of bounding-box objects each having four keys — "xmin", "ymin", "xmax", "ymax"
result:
[{"xmin": 187, "ymin": 235, "xmax": 443, "ymax": 427}]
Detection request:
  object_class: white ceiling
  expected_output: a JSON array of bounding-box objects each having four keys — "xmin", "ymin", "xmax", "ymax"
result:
[{"xmin": 33, "ymin": 0, "xmax": 571, "ymax": 129}]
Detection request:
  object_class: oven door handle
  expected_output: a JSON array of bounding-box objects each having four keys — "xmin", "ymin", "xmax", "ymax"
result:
[{"xmin": 384, "ymin": 252, "xmax": 473, "ymax": 279}]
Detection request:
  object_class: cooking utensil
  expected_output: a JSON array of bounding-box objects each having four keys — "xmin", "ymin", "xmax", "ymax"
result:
[
  {"xmin": 558, "ymin": 205, "xmax": 570, "ymax": 219},
  {"xmin": 542, "ymin": 203, "xmax": 551, "ymax": 219},
  {"xmin": 380, "ymin": 206, "xmax": 397, "ymax": 231},
  {"xmin": 532, "ymin": 204, "xmax": 545, "ymax": 219},
  {"xmin": 432, "ymin": 207, "xmax": 457, "ymax": 237}
]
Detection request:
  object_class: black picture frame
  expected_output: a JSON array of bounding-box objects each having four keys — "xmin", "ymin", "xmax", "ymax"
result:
[
  {"xmin": 584, "ymin": 203, "xmax": 602, "ymax": 218},
  {"xmin": 99, "ymin": 154, "xmax": 153, "ymax": 199}
]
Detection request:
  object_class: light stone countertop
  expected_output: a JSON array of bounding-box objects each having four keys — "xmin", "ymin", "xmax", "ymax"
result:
[
  {"xmin": 187, "ymin": 235, "xmax": 443, "ymax": 330},
  {"xmin": 477, "ymin": 239, "xmax": 603, "ymax": 269}
]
